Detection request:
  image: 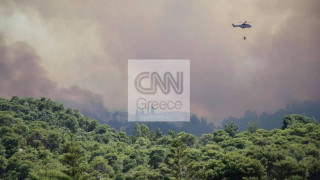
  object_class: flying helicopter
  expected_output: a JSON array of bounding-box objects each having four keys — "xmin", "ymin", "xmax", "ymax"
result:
[{"xmin": 232, "ymin": 21, "xmax": 252, "ymax": 40}]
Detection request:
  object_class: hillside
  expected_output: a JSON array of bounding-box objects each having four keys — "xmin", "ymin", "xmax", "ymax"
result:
[
  {"xmin": 0, "ymin": 97, "xmax": 320, "ymax": 179},
  {"xmin": 73, "ymin": 100, "xmax": 320, "ymax": 135},
  {"xmin": 222, "ymin": 100, "xmax": 320, "ymax": 131}
]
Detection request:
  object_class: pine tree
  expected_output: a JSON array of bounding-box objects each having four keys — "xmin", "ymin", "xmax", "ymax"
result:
[
  {"xmin": 156, "ymin": 128, "xmax": 162, "ymax": 138},
  {"xmin": 62, "ymin": 134, "xmax": 84, "ymax": 179},
  {"xmin": 167, "ymin": 138, "xmax": 188, "ymax": 180}
]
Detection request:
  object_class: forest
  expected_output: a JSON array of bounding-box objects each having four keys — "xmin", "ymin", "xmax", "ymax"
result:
[
  {"xmin": 77, "ymin": 100, "xmax": 320, "ymax": 136},
  {"xmin": 0, "ymin": 96, "xmax": 320, "ymax": 180}
]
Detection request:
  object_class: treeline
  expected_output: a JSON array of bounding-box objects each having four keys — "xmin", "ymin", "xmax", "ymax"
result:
[
  {"xmin": 80, "ymin": 99, "xmax": 320, "ymax": 135},
  {"xmin": 0, "ymin": 97, "xmax": 320, "ymax": 179},
  {"xmin": 107, "ymin": 115, "xmax": 215, "ymax": 136},
  {"xmin": 222, "ymin": 100, "xmax": 320, "ymax": 131}
]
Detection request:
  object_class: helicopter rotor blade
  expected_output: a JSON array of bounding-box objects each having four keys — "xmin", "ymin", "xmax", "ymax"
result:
[{"xmin": 235, "ymin": 21, "xmax": 253, "ymax": 23}]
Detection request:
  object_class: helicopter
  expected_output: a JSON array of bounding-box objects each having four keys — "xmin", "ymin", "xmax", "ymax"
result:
[{"xmin": 232, "ymin": 21, "xmax": 252, "ymax": 40}]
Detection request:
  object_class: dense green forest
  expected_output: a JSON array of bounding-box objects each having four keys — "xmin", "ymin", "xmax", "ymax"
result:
[{"xmin": 0, "ymin": 97, "xmax": 320, "ymax": 180}]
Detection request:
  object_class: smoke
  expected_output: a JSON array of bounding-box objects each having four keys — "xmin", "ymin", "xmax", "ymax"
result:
[
  {"xmin": 0, "ymin": 0, "xmax": 320, "ymax": 124},
  {"xmin": 0, "ymin": 35, "xmax": 110, "ymax": 120},
  {"xmin": 0, "ymin": 36, "xmax": 56, "ymax": 97}
]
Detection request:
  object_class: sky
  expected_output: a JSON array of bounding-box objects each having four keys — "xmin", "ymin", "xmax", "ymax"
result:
[{"xmin": 0, "ymin": 0, "xmax": 319, "ymax": 124}]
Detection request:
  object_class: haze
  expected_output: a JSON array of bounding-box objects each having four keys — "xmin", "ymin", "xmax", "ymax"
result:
[{"xmin": 0, "ymin": 0, "xmax": 319, "ymax": 124}]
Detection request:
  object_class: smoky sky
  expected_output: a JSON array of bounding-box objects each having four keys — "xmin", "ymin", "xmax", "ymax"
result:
[
  {"xmin": 0, "ymin": 36, "xmax": 56, "ymax": 97},
  {"xmin": 0, "ymin": 0, "xmax": 319, "ymax": 124},
  {"xmin": 0, "ymin": 35, "xmax": 110, "ymax": 120}
]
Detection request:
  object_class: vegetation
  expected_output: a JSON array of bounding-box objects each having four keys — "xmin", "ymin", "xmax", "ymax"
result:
[
  {"xmin": 222, "ymin": 100, "xmax": 320, "ymax": 131},
  {"xmin": 108, "ymin": 115, "xmax": 215, "ymax": 136},
  {"xmin": 0, "ymin": 97, "xmax": 320, "ymax": 179}
]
